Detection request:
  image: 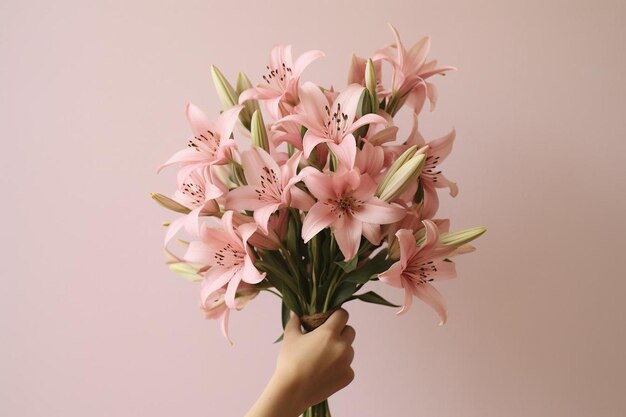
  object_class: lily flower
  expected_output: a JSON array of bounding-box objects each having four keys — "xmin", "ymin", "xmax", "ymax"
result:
[
  {"xmin": 373, "ymin": 25, "xmax": 456, "ymax": 115},
  {"xmin": 184, "ymin": 211, "xmax": 265, "ymax": 310},
  {"xmin": 158, "ymin": 103, "xmax": 243, "ymax": 186},
  {"xmin": 408, "ymin": 121, "xmax": 458, "ymax": 218},
  {"xmin": 300, "ymin": 168, "xmax": 406, "ymax": 260},
  {"xmin": 164, "ymin": 167, "xmax": 223, "ymax": 244},
  {"xmin": 225, "ymin": 147, "xmax": 314, "ymax": 233},
  {"xmin": 279, "ymin": 82, "xmax": 387, "ymax": 169},
  {"xmin": 239, "ymin": 45, "xmax": 324, "ymax": 120},
  {"xmin": 201, "ymin": 283, "xmax": 258, "ymax": 345},
  {"xmin": 379, "ymin": 220, "xmax": 458, "ymax": 324}
]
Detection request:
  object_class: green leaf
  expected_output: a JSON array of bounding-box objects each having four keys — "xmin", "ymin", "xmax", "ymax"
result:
[
  {"xmin": 281, "ymin": 301, "xmax": 291, "ymax": 329},
  {"xmin": 343, "ymin": 251, "xmax": 394, "ymax": 284},
  {"xmin": 273, "ymin": 333, "xmax": 284, "ymax": 344},
  {"xmin": 414, "ymin": 179, "xmax": 424, "ymax": 204},
  {"xmin": 329, "ymin": 281, "xmax": 358, "ymax": 309},
  {"xmin": 348, "ymin": 291, "xmax": 399, "ymax": 307},
  {"xmin": 274, "ymin": 301, "xmax": 291, "ymax": 344},
  {"xmin": 335, "ymin": 256, "xmax": 358, "ymax": 273}
]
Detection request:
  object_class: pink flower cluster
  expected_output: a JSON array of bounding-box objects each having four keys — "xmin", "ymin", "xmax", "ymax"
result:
[{"xmin": 155, "ymin": 25, "xmax": 484, "ymax": 343}]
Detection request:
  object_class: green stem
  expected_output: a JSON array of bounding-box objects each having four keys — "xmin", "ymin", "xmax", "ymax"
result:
[{"xmin": 304, "ymin": 399, "xmax": 331, "ymax": 417}]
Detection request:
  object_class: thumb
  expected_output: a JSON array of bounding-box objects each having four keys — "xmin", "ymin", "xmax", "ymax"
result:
[{"xmin": 284, "ymin": 312, "xmax": 303, "ymax": 336}]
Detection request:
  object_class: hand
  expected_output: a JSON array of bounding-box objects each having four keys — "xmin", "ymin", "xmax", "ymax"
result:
[
  {"xmin": 244, "ymin": 309, "xmax": 356, "ymax": 417},
  {"xmin": 276, "ymin": 308, "xmax": 356, "ymax": 409}
]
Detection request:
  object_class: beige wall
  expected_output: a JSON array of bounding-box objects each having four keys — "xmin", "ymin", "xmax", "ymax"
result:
[{"xmin": 2, "ymin": 0, "xmax": 625, "ymax": 416}]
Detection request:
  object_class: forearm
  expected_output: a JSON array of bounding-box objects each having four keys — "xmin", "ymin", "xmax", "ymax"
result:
[{"xmin": 244, "ymin": 373, "xmax": 305, "ymax": 417}]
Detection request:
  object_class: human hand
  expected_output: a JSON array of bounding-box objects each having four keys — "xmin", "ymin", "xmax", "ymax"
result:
[
  {"xmin": 273, "ymin": 309, "xmax": 356, "ymax": 412},
  {"xmin": 244, "ymin": 309, "xmax": 355, "ymax": 417}
]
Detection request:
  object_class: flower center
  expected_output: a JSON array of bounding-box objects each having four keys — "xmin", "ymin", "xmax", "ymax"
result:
[
  {"xmin": 323, "ymin": 102, "xmax": 349, "ymax": 142},
  {"xmin": 405, "ymin": 260, "xmax": 437, "ymax": 284},
  {"xmin": 187, "ymin": 129, "xmax": 220, "ymax": 159},
  {"xmin": 327, "ymin": 193, "xmax": 364, "ymax": 218},
  {"xmin": 180, "ymin": 181, "xmax": 205, "ymax": 206},
  {"xmin": 255, "ymin": 166, "xmax": 283, "ymax": 202},
  {"xmin": 422, "ymin": 155, "xmax": 442, "ymax": 183},
  {"xmin": 262, "ymin": 62, "xmax": 292, "ymax": 92},
  {"xmin": 213, "ymin": 242, "xmax": 245, "ymax": 268}
]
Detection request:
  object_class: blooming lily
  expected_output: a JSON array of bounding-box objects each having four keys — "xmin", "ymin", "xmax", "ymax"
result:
[
  {"xmin": 300, "ymin": 167, "xmax": 405, "ymax": 260},
  {"xmin": 239, "ymin": 45, "xmax": 324, "ymax": 120},
  {"xmin": 409, "ymin": 120, "xmax": 458, "ymax": 219},
  {"xmin": 373, "ymin": 25, "xmax": 456, "ymax": 115},
  {"xmin": 184, "ymin": 211, "xmax": 266, "ymax": 310},
  {"xmin": 158, "ymin": 103, "xmax": 243, "ymax": 186},
  {"xmin": 201, "ymin": 283, "xmax": 258, "ymax": 344},
  {"xmin": 225, "ymin": 147, "xmax": 314, "ymax": 233},
  {"xmin": 279, "ymin": 82, "xmax": 387, "ymax": 169},
  {"xmin": 379, "ymin": 220, "xmax": 458, "ymax": 324},
  {"xmin": 164, "ymin": 167, "xmax": 223, "ymax": 244}
]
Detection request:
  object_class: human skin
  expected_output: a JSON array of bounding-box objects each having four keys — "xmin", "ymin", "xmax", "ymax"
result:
[{"xmin": 244, "ymin": 309, "xmax": 356, "ymax": 417}]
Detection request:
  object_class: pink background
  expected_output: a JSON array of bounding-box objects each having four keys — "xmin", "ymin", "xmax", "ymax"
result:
[{"xmin": 2, "ymin": 0, "xmax": 625, "ymax": 416}]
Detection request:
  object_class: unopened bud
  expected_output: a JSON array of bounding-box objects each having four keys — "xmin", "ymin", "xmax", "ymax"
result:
[
  {"xmin": 236, "ymin": 72, "xmax": 260, "ymax": 129},
  {"xmin": 250, "ymin": 110, "xmax": 270, "ymax": 152},
  {"xmin": 377, "ymin": 153, "xmax": 426, "ymax": 202},
  {"xmin": 151, "ymin": 192, "xmax": 191, "ymax": 214},
  {"xmin": 210, "ymin": 65, "xmax": 238, "ymax": 109}
]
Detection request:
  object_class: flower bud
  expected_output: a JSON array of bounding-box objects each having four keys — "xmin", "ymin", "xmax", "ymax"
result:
[
  {"xmin": 376, "ymin": 145, "xmax": 418, "ymax": 197},
  {"xmin": 377, "ymin": 153, "xmax": 426, "ymax": 202},
  {"xmin": 151, "ymin": 192, "xmax": 191, "ymax": 214},
  {"xmin": 210, "ymin": 65, "xmax": 238, "ymax": 109},
  {"xmin": 250, "ymin": 110, "xmax": 270, "ymax": 152},
  {"xmin": 236, "ymin": 72, "xmax": 260, "ymax": 129},
  {"xmin": 365, "ymin": 58, "xmax": 378, "ymax": 108},
  {"xmin": 438, "ymin": 227, "xmax": 487, "ymax": 247}
]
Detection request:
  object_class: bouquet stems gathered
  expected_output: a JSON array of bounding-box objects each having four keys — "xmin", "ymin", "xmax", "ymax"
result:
[{"xmin": 154, "ymin": 24, "xmax": 485, "ymax": 416}]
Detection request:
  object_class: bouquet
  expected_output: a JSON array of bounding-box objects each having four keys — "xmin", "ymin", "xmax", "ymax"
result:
[{"xmin": 153, "ymin": 25, "xmax": 485, "ymax": 416}]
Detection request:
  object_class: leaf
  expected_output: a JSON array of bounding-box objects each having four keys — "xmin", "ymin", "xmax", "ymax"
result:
[
  {"xmin": 281, "ymin": 301, "xmax": 291, "ymax": 329},
  {"xmin": 347, "ymin": 291, "xmax": 399, "ymax": 307},
  {"xmin": 343, "ymin": 251, "xmax": 394, "ymax": 284},
  {"xmin": 273, "ymin": 333, "xmax": 284, "ymax": 344},
  {"xmin": 329, "ymin": 281, "xmax": 358, "ymax": 309},
  {"xmin": 274, "ymin": 301, "xmax": 291, "ymax": 344},
  {"xmin": 414, "ymin": 179, "xmax": 424, "ymax": 204},
  {"xmin": 280, "ymin": 283, "xmax": 302, "ymax": 317},
  {"xmin": 335, "ymin": 256, "xmax": 358, "ymax": 273}
]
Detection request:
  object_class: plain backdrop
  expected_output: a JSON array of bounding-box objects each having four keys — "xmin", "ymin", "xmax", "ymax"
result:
[{"xmin": 2, "ymin": 0, "xmax": 625, "ymax": 416}]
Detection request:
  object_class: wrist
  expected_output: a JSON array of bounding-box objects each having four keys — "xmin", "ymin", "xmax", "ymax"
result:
[{"xmin": 266, "ymin": 370, "xmax": 308, "ymax": 415}]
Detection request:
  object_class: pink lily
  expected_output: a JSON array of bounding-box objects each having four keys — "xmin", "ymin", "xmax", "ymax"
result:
[
  {"xmin": 158, "ymin": 103, "xmax": 243, "ymax": 186},
  {"xmin": 408, "ymin": 120, "xmax": 458, "ymax": 219},
  {"xmin": 225, "ymin": 147, "xmax": 314, "ymax": 233},
  {"xmin": 184, "ymin": 211, "xmax": 265, "ymax": 310},
  {"xmin": 201, "ymin": 283, "xmax": 258, "ymax": 344},
  {"xmin": 347, "ymin": 54, "xmax": 384, "ymax": 94},
  {"xmin": 164, "ymin": 168, "xmax": 223, "ymax": 245},
  {"xmin": 379, "ymin": 220, "xmax": 457, "ymax": 324},
  {"xmin": 373, "ymin": 25, "xmax": 456, "ymax": 114},
  {"xmin": 239, "ymin": 45, "xmax": 324, "ymax": 120},
  {"xmin": 300, "ymin": 168, "xmax": 406, "ymax": 260},
  {"xmin": 279, "ymin": 82, "xmax": 387, "ymax": 169}
]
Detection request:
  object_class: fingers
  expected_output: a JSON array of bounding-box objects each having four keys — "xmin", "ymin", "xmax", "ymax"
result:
[
  {"xmin": 340, "ymin": 325, "xmax": 356, "ymax": 344},
  {"xmin": 324, "ymin": 308, "xmax": 349, "ymax": 332},
  {"xmin": 284, "ymin": 312, "xmax": 303, "ymax": 336}
]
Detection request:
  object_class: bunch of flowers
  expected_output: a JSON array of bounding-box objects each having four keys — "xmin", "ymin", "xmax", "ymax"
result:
[{"xmin": 154, "ymin": 23, "xmax": 484, "ymax": 391}]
